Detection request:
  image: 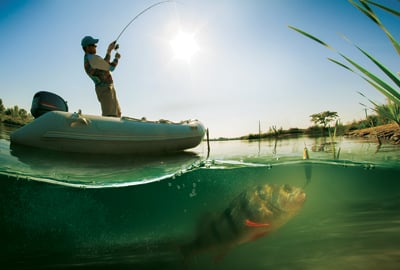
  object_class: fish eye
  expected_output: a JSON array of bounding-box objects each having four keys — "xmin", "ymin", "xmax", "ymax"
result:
[{"xmin": 283, "ymin": 184, "xmax": 292, "ymax": 193}]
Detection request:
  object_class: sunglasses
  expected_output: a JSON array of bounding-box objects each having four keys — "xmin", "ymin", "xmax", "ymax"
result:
[{"xmin": 88, "ymin": 44, "xmax": 97, "ymax": 47}]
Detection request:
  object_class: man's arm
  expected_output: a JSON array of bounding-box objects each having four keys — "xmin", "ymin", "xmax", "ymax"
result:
[{"xmin": 105, "ymin": 41, "xmax": 120, "ymax": 71}]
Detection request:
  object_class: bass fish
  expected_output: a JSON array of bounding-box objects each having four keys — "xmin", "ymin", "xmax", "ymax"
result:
[{"xmin": 181, "ymin": 184, "xmax": 306, "ymax": 262}]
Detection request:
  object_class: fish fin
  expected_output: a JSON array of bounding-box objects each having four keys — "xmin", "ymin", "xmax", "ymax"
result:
[
  {"xmin": 250, "ymin": 231, "xmax": 269, "ymax": 241},
  {"xmin": 245, "ymin": 219, "xmax": 270, "ymax": 227},
  {"xmin": 213, "ymin": 248, "xmax": 230, "ymax": 264}
]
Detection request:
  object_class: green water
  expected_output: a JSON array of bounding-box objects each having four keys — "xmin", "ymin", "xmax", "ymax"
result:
[{"xmin": 1, "ymin": 124, "xmax": 400, "ymax": 269}]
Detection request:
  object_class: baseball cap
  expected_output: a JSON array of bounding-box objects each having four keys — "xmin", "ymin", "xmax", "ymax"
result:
[{"xmin": 81, "ymin": 36, "xmax": 99, "ymax": 47}]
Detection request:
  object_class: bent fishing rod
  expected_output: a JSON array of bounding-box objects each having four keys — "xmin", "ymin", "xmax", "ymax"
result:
[{"xmin": 113, "ymin": 0, "xmax": 174, "ymax": 50}]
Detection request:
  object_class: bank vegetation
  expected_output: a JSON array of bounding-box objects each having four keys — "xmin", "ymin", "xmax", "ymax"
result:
[{"xmin": 0, "ymin": 99, "xmax": 33, "ymax": 126}]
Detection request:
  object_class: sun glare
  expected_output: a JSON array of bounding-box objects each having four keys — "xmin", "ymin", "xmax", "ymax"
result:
[{"xmin": 170, "ymin": 31, "xmax": 199, "ymax": 62}]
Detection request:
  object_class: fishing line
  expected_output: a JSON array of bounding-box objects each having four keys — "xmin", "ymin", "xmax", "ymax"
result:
[{"xmin": 114, "ymin": 0, "xmax": 174, "ymax": 44}]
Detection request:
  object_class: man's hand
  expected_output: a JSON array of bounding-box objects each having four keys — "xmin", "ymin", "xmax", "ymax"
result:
[
  {"xmin": 107, "ymin": 41, "xmax": 117, "ymax": 54},
  {"xmin": 115, "ymin": 53, "xmax": 121, "ymax": 60}
]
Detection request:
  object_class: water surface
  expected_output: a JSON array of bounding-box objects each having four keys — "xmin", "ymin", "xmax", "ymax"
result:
[{"xmin": 1, "ymin": 124, "xmax": 400, "ymax": 269}]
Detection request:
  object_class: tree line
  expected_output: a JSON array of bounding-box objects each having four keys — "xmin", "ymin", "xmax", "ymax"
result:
[
  {"xmin": 244, "ymin": 105, "xmax": 399, "ymax": 140},
  {"xmin": 0, "ymin": 98, "xmax": 33, "ymax": 125}
]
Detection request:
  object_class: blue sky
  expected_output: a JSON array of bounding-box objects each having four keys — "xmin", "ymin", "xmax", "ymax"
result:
[{"xmin": 1, "ymin": 0, "xmax": 399, "ymax": 138}]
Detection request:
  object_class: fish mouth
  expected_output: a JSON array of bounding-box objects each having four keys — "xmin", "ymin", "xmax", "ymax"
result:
[
  {"xmin": 289, "ymin": 188, "xmax": 306, "ymax": 204},
  {"xmin": 297, "ymin": 192, "xmax": 307, "ymax": 204},
  {"xmin": 279, "ymin": 186, "xmax": 306, "ymax": 211}
]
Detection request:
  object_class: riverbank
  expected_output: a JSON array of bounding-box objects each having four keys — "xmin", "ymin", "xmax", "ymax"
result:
[
  {"xmin": 0, "ymin": 115, "xmax": 32, "ymax": 126},
  {"xmin": 345, "ymin": 123, "xmax": 400, "ymax": 144}
]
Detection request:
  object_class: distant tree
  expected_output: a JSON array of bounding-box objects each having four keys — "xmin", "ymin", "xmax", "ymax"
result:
[
  {"xmin": 310, "ymin": 111, "xmax": 339, "ymax": 129},
  {"xmin": 0, "ymin": 99, "xmax": 4, "ymax": 114},
  {"xmin": 18, "ymin": 108, "xmax": 28, "ymax": 119},
  {"xmin": 5, "ymin": 105, "xmax": 20, "ymax": 118}
]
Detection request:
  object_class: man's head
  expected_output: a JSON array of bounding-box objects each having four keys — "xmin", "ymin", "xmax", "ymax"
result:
[{"xmin": 81, "ymin": 36, "xmax": 99, "ymax": 53}]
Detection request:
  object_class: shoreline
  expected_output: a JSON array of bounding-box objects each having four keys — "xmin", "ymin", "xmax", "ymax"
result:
[
  {"xmin": 210, "ymin": 123, "xmax": 400, "ymax": 144},
  {"xmin": 0, "ymin": 117, "xmax": 31, "ymax": 126},
  {"xmin": 345, "ymin": 123, "xmax": 400, "ymax": 144}
]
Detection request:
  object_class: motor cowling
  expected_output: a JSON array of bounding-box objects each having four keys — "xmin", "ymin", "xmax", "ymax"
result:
[{"xmin": 30, "ymin": 91, "xmax": 68, "ymax": 118}]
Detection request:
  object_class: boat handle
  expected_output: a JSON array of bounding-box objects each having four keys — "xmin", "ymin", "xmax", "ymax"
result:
[{"xmin": 70, "ymin": 111, "xmax": 89, "ymax": 127}]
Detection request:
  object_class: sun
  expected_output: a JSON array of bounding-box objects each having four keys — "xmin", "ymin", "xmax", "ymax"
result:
[{"xmin": 170, "ymin": 31, "xmax": 199, "ymax": 62}]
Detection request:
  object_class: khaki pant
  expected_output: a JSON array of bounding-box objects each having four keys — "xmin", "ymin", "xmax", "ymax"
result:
[{"xmin": 95, "ymin": 84, "xmax": 121, "ymax": 117}]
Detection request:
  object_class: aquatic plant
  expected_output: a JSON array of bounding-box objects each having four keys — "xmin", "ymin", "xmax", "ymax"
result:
[
  {"xmin": 269, "ymin": 125, "xmax": 283, "ymax": 137},
  {"xmin": 289, "ymin": 0, "xmax": 400, "ymax": 106},
  {"xmin": 328, "ymin": 120, "xmax": 341, "ymax": 160},
  {"xmin": 373, "ymin": 100, "xmax": 400, "ymax": 127},
  {"xmin": 360, "ymin": 92, "xmax": 400, "ymax": 127}
]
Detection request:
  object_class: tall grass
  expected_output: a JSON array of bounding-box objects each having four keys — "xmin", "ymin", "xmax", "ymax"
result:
[
  {"xmin": 289, "ymin": 0, "xmax": 400, "ymax": 107},
  {"xmin": 360, "ymin": 92, "xmax": 400, "ymax": 127},
  {"xmin": 328, "ymin": 120, "xmax": 341, "ymax": 160}
]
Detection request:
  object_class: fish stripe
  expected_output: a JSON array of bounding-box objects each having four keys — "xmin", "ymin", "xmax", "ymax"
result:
[
  {"xmin": 266, "ymin": 200, "xmax": 284, "ymax": 216},
  {"xmin": 211, "ymin": 220, "xmax": 222, "ymax": 242},
  {"xmin": 240, "ymin": 194, "xmax": 257, "ymax": 220},
  {"xmin": 266, "ymin": 187, "xmax": 285, "ymax": 216},
  {"xmin": 224, "ymin": 208, "xmax": 239, "ymax": 236}
]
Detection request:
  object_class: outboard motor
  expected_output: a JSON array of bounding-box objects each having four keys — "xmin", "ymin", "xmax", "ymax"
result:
[{"xmin": 30, "ymin": 91, "xmax": 68, "ymax": 118}]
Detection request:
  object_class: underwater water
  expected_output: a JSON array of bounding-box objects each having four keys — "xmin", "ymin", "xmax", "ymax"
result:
[{"xmin": 1, "ymin": 124, "xmax": 400, "ymax": 270}]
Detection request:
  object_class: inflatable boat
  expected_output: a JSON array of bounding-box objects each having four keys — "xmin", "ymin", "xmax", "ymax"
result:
[{"xmin": 10, "ymin": 92, "xmax": 206, "ymax": 154}]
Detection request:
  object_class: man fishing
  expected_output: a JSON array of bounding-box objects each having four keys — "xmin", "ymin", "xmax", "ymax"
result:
[{"xmin": 81, "ymin": 36, "xmax": 121, "ymax": 117}]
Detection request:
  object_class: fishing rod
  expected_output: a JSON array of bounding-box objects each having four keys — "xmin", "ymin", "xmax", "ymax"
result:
[{"xmin": 114, "ymin": 0, "xmax": 174, "ymax": 48}]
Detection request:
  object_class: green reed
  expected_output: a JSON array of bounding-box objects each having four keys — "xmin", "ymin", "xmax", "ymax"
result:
[
  {"xmin": 328, "ymin": 120, "xmax": 341, "ymax": 160},
  {"xmin": 360, "ymin": 92, "xmax": 400, "ymax": 127},
  {"xmin": 289, "ymin": 0, "xmax": 400, "ymax": 106}
]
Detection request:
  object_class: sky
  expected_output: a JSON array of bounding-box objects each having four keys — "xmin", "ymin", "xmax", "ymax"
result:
[{"xmin": 0, "ymin": 0, "xmax": 399, "ymax": 138}]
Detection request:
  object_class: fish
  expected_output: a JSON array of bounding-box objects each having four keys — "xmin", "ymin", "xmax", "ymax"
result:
[{"xmin": 180, "ymin": 184, "xmax": 306, "ymax": 262}]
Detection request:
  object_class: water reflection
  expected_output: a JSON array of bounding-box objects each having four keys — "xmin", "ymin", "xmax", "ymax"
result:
[
  {"xmin": 210, "ymin": 136, "xmax": 400, "ymax": 167},
  {"xmin": 8, "ymin": 143, "xmax": 204, "ymax": 186},
  {"xmin": 2, "ymin": 123, "xmax": 400, "ymax": 188},
  {"xmin": 0, "ymin": 123, "xmax": 16, "ymax": 140}
]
